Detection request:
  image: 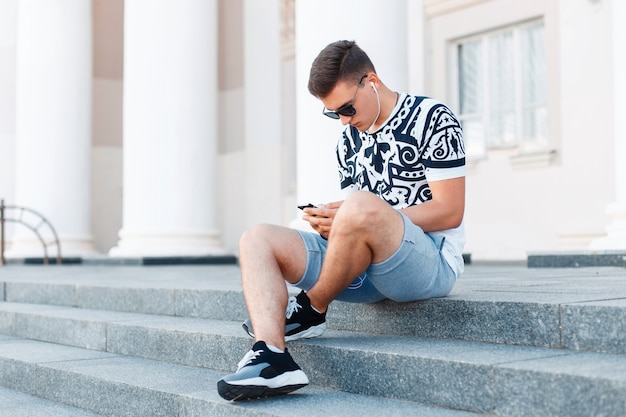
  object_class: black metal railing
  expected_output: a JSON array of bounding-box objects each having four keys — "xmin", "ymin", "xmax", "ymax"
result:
[{"xmin": 0, "ymin": 199, "xmax": 62, "ymax": 265}]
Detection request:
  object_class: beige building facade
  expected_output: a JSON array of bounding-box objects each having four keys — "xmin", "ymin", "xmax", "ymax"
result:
[{"xmin": 0, "ymin": 0, "xmax": 624, "ymax": 262}]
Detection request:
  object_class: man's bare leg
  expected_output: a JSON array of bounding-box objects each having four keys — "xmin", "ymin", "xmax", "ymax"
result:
[
  {"xmin": 306, "ymin": 191, "xmax": 405, "ymax": 312},
  {"xmin": 238, "ymin": 224, "xmax": 308, "ymax": 350}
]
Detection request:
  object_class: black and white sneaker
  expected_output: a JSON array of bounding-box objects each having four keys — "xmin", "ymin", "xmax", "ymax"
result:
[
  {"xmin": 217, "ymin": 341, "xmax": 309, "ymax": 401},
  {"xmin": 242, "ymin": 290, "xmax": 327, "ymax": 342}
]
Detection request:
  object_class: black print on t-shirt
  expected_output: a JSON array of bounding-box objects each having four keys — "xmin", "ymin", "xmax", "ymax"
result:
[{"xmin": 337, "ymin": 95, "xmax": 465, "ymax": 208}]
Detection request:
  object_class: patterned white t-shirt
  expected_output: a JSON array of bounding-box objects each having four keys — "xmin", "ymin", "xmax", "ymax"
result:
[{"xmin": 336, "ymin": 93, "xmax": 466, "ymax": 276}]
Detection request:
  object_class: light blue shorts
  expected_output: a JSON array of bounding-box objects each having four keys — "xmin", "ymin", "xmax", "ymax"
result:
[{"xmin": 293, "ymin": 213, "xmax": 457, "ymax": 303}]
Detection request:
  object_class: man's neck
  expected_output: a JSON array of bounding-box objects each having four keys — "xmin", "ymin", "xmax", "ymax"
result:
[{"xmin": 368, "ymin": 88, "xmax": 399, "ymax": 132}]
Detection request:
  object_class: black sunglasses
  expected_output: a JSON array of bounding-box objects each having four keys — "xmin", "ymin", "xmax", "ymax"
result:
[{"xmin": 322, "ymin": 74, "xmax": 367, "ymax": 119}]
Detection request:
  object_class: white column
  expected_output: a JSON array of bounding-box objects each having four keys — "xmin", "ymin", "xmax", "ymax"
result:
[
  {"xmin": 591, "ymin": 0, "xmax": 626, "ymax": 250},
  {"xmin": 293, "ymin": 0, "xmax": 408, "ymax": 227},
  {"xmin": 10, "ymin": 0, "xmax": 95, "ymax": 257},
  {"xmin": 110, "ymin": 0, "xmax": 225, "ymax": 257},
  {"xmin": 0, "ymin": 0, "xmax": 17, "ymax": 211}
]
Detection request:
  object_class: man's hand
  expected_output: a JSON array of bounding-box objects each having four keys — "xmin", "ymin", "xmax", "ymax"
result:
[{"xmin": 302, "ymin": 200, "xmax": 343, "ymax": 239}]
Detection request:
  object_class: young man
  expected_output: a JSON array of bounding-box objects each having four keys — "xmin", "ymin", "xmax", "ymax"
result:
[{"xmin": 217, "ymin": 40, "xmax": 466, "ymax": 401}]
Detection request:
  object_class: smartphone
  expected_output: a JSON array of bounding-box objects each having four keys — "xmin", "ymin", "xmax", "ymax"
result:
[{"xmin": 297, "ymin": 203, "xmax": 316, "ymax": 210}]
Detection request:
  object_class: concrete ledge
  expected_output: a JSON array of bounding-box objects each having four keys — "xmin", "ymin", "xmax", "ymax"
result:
[
  {"xmin": 561, "ymin": 299, "xmax": 626, "ymax": 354},
  {"xmin": 328, "ymin": 298, "xmax": 562, "ymax": 348},
  {"xmin": 3, "ymin": 265, "xmax": 626, "ymax": 352},
  {"xmin": 0, "ymin": 384, "xmax": 103, "ymax": 416},
  {"xmin": 0, "ymin": 338, "xmax": 483, "ymax": 417},
  {"xmin": 3, "ymin": 255, "xmax": 238, "ymax": 266},
  {"xmin": 3, "ymin": 333, "xmax": 626, "ymax": 417},
  {"xmin": 527, "ymin": 251, "xmax": 626, "ymax": 268},
  {"xmin": 2, "ymin": 262, "xmax": 626, "ymax": 416},
  {"xmin": 4, "ymin": 258, "xmax": 82, "ymax": 265}
]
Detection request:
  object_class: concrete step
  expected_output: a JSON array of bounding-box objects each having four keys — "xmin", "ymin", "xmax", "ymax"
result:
[
  {"xmin": 0, "ymin": 386, "xmax": 104, "ymax": 417},
  {"xmin": 0, "ymin": 335, "xmax": 486, "ymax": 417},
  {"xmin": 0, "ymin": 302, "xmax": 625, "ymax": 416},
  {"xmin": 2, "ymin": 264, "xmax": 626, "ymax": 353}
]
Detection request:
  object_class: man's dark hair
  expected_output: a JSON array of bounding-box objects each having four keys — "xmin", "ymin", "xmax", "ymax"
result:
[{"xmin": 308, "ymin": 40, "xmax": 376, "ymax": 99}]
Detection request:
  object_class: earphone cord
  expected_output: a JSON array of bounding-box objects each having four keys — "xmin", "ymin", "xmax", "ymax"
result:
[{"xmin": 365, "ymin": 84, "xmax": 381, "ymax": 133}]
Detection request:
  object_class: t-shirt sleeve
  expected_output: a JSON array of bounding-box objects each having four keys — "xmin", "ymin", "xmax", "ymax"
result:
[
  {"xmin": 336, "ymin": 128, "xmax": 358, "ymax": 193},
  {"xmin": 420, "ymin": 102, "xmax": 466, "ymax": 182}
]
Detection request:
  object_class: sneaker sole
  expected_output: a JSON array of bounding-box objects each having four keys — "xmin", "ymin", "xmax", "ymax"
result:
[
  {"xmin": 285, "ymin": 322, "xmax": 327, "ymax": 341},
  {"xmin": 242, "ymin": 321, "xmax": 327, "ymax": 342},
  {"xmin": 217, "ymin": 380, "xmax": 307, "ymax": 401},
  {"xmin": 217, "ymin": 370, "xmax": 309, "ymax": 401}
]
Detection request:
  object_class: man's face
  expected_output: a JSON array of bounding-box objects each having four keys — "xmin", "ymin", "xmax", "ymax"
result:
[{"xmin": 321, "ymin": 75, "xmax": 377, "ymax": 132}]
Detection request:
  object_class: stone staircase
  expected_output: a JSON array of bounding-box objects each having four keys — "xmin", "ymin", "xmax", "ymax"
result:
[{"xmin": 0, "ymin": 263, "xmax": 625, "ymax": 416}]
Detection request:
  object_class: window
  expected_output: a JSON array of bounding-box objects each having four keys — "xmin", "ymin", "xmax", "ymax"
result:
[{"xmin": 455, "ymin": 21, "xmax": 547, "ymax": 158}]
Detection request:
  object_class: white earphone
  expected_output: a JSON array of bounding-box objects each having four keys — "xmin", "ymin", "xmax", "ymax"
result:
[{"xmin": 366, "ymin": 81, "xmax": 381, "ymax": 133}]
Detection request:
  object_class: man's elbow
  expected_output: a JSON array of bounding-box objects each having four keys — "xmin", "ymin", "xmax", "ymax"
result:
[{"xmin": 446, "ymin": 209, "xmax": 464, "ymax": 229}]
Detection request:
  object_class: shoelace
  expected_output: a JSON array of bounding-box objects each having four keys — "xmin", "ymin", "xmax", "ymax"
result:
[
  {"xmin": 237, "ymin": 349, "xmax": 262, "ymax": 371},
  {"xmin": 285, "ymin": 295, "xmax": 302, "ymax": 319}
]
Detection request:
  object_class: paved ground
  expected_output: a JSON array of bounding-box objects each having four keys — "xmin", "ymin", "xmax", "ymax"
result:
[
  {"xmin": 1, "ymin": 262, "xmax": 626, "ymax": 304},
  {"xmin": 457, "ymin": 263, "xmax": 626, "ymax": 303}
]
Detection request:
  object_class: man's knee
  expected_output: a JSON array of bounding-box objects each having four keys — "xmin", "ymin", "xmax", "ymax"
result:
[
  {"xmin": 338, "ymin": 191, "xmax": 390, "ymax": 228},
  {"xmin": 239, "ymin": 224, "xmax": 274, "ymax": 254}
]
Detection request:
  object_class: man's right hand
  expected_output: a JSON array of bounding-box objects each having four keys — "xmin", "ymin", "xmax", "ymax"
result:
[{"xmin": 302, "ymin": 201, "xmax": 343, "ymax": 239}]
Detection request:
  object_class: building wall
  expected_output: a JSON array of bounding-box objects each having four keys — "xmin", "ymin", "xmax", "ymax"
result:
[
  {"xmin": 0, "ymin": 0, "xmax": 621, "ymax": 261},
  {"xmin": 88, "ymin": 0, "xmax": 295, "ymax": 255},
  {"xmin": 0, "ymin": 0, "xmax": 17, "ymax": 227},
  {"xmin": 92, "ymin": 0, "xmax": 124, "ymax": 253},
  {"xmin": 424, "ymin": 0, "xmax": 615, "ymax": 260},
  {"xmin": 556, "ymin": 0, "xmax": 614, "ymax": 249},
  {"xmin": 216, "ymin": 0, "xmax": 246, "ymax": 254},
  {"xmin": 217, "ymin": 0, "xmax": 297, "ymax": 252}
]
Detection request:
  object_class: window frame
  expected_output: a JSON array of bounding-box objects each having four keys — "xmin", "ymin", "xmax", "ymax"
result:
[{"xmin": 450, "ymin": 19, "xmax": 548, "ymax": 160}]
